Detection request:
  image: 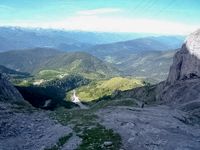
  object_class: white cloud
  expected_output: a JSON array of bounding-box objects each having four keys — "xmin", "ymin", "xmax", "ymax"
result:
[
  {"xmin": 1, "ymin": 15, "xmax": 199, "ymax": 35},
  {"xmin": 65, "ymin": 16, "xmax": 199, "ymax": 35},
  {"xmin": 76, "ymin": 8, "xmax": 122, "ymax": 16}
]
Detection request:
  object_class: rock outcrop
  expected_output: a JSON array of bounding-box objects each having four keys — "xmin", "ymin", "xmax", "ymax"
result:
[
  {"xmin": 157, "ymin": 29, "xmax": 200, "ymax": 105},
  {"xmin": 167, "ymin": 29, "xmax": 200, "ymax": 84},
  {"xmin": 0, "ymin": 73, "xmax": 25, "ymax": 103}
]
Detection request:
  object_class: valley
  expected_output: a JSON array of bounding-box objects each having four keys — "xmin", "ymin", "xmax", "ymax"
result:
[
  {"xmin": 1, "ymin": 26, "xmax": 200, "ymax": 150},
  {"xmin": 0, "ymin": 35, "xmax": 177, "ymax": 109}
]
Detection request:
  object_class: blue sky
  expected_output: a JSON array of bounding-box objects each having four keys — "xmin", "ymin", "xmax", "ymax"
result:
[{"xmin": 0, "ymin": 0, "xmax": 200, "ymax": 34}]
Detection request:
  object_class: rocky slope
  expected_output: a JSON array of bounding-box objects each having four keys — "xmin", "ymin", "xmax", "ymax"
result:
[
  {"xmin": 0, "ymin": 74, "xmax": 80, "ymax": 150},
  {"xmin": 0, "ymin": 73, "xmax": 25, "ymax": 103},
  {"xmin": 0, "ymin": 104, "xmax": 75, "ymax": 150}
]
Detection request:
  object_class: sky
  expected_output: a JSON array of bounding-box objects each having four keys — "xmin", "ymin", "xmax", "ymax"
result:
[{"xmin": 0, "ymin": 0, "xmax": 200, "ymax": 35}]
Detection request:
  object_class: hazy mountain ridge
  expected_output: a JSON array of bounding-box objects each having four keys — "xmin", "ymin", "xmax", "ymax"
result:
[
  {"xmin": 0, "ymin": 48, "xmax": 120, "ymax": 78},
  {"xmin": 0, "ymin": 27, "xmax": 152, "ymax": 52},
  {"xmin": 86, "ymin": 36, "xmax": 184, "ymax": 56},
  {"xmin": 0, "ymin": 27, "xmax": 91, "ymax": 52},
  {"xmin": 0, "ymin": 27, "xmax": 185, "ymax": 52}
]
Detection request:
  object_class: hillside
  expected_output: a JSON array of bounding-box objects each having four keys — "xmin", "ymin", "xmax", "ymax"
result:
[
  {"xmin": 0, "ymin": 48, "xmax": 63, "ymax": 73},
  {"xmin": 66, "ymin": 77, "xmax": 143, "ymax": 101},
  {"xmin": 114, "ymin": 50, "xmax": 177, "ymax": 81},
  {"xmin": 0, "ymin": 48, "xmax": 120, "ymax": 78},
  {"xmin": 83, "ymin": 36, "xmax": 183, "ymax": 81},
  {"xmin": 40, "ymin": 52, "xmax": 120, "ymax": 77},
  {"xmin": 17, "ymin": 74, "xmax": 89, "ymax": 109},
  {"xmin": 0, "ymin": 65, "xmax": 29, "ymax": 78}
]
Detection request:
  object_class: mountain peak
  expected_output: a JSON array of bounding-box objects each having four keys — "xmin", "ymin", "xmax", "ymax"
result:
[{"xmin": 185, "ymin": 29, "xmax": 200, "ymax": 58}]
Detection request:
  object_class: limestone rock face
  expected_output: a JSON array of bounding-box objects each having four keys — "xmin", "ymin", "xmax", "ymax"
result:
[
  {"xmin": 167, "ymin": 29, "xmax": 200, "ymax": 84},
  {"xmin": 156, "ymin": 29, "xmax": 200, "ymax": 111},
  {"xmin": 0, "ymin": 73, "xmax": 24, "ymax": 103}
]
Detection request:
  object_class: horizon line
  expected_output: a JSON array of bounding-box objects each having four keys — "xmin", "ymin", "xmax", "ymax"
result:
[{"xmin": 0, "ymin": 25, "xmax": 190, "ymax": 36}]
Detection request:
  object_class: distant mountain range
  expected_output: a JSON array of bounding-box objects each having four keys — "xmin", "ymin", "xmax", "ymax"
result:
[
  {"xmin": 0, "ymin": 27, "xmax": 140, "ymax": 51},
  {"xmin": 0, "ymin": 27, "xmax": 91, "ymax": 52},
  {"xmin": 0, "ymin": 27, "xmax": 184, "ymax": 52}
]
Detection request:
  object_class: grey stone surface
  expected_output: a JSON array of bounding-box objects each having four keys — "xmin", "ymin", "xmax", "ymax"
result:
[
  {"xmin": 97, "ymin": 106, "xmax": 200, "ymax": 150},
  {"xmin": 0, "ymin": 102, "xmax": 73, "ymax": 150}
]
